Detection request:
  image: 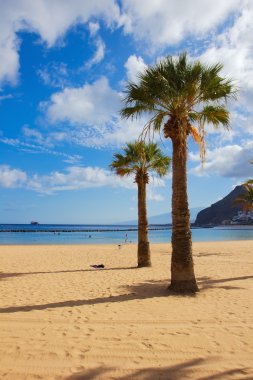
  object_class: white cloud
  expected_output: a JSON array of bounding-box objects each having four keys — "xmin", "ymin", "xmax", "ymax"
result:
[
  {"xmin": 185, "ymin": 2, "xmax": 253, "ymax": 144},
  {"xmin": 22, "ymin": 126, "xmax": 43, "ymax": 141},
  {"xmin": 67, "ymin": 115, "xmax": 149, "ymax": 148},
  {"xmin": 0, "ymin": 0, "xmax": 120, "ymax": 85},
  {"xmin": 85, "ymin": 38, "xmax": 105, "ymax": 68},
  {"xmin": 189, "ymin": 140, "xmax": 253, "ymax": 179},
  {"xmin": 0, "ymin": 163, "xmax": 167, "ymax": 194},
  {"xmin": 121, "ymin": 0, "xmax": 241, "ymax": 48},
  {"xmin": 31, "ymin": 166, "xmax": 166, "ymax": 194},
  {"xmin": 0, "ymin": 34, "xmax": 20, "ymax": 85},
  {"xmin": 0, "ymin": 165, "xmax": 27, "ymax": 188},
  {"xmin": 45, "ymin": 77, "xmax": 120, "ymax": 125},
  {"xmin": 0, "ymin": 164, "xmax": 132, "ymax": 193},
  {"xmin": 85, "ymin": 20, "xmax": 106, "ymax": 68},
  {"xmin": 0, "ymin": 0, "xmax": 248, "ymax": 87},
  {"xmin": 43, "ymin": 74, "xmax": 159, "ymax": 148},
  {"xmin": 0, "ymin": 94, "xmax": 14, "ymax": 102},
  {"xmin": 197, "ymin": 3, "xmax": 253, "ymax": 105},
  {"xmin": 147, "ymin": 188, "xmax": 164, "ymax": 202},
  {"xmin": 0, "ymin": 0, "xmax": 244, "ymax": 87},
  {"xmin": 27, "ymin": 166, "xmax": 136, "ymax": 194},
  {"xmin": 0, "ymin": 135, "xmax": 81, "ymax": 163},
  {"xmin": 124, "ymin": 55, "xmax": 147, "ymax": 82},
  {"xmin": 88, "ymin": 21, "xmax": 100, "ymax": 36},
  {"xmin": 43, "ymin": 76, "xmax": 152, "ymax": 148},
  {"xmin": 37, "ymin": 62, "xmax": 69, "ymax": 88}
]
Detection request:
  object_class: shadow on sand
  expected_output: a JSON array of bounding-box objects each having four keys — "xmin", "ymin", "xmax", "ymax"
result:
[
  {"xmin": 0, "ymin": 266, "xmax": 137, "ymax": 280},
  {"xmin": 65, "ymin": 359, "xmax": 250, "ymax": 380},
  {"xmin": 0, "ymin": 272, "xmax": 253, "ymax": 314}
]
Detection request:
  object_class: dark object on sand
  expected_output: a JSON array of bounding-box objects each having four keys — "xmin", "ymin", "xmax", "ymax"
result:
[{"xmin": 90, "ymin": 264, "xmax": 105, "ymax": 269}]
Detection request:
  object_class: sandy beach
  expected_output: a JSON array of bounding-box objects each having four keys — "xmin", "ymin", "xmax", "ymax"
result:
[{"xmin": 0, "ymin": 241, "xmax": 253, "ymax": 379}]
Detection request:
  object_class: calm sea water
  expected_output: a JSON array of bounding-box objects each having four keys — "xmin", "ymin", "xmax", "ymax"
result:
[{"xmin": 0, "ymin": 224, "xmax": 253, "ymax": 245}]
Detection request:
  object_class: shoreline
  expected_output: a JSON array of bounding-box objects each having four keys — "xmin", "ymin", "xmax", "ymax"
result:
[
  {"xmin": 1, "ymin": 226, "xmax": 253, "ymax": 246},
  {"xmin": 0, "ymin": 237, "xmax": 253, "ymax": 247},
  {"xmin": 1, "ymin": 241, "xmax": 253, "ymax": 379}
]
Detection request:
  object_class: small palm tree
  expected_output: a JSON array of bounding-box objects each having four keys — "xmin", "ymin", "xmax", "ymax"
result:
[
  {"xmin": 234, "ymin": 182, "xmax": 253, "ymax": 212},
  {"xmin": 234, "ymin": 161, "xmax": 253, "ymax": 212},
  {"xmin": 111, "ymin": 141, "xmax": 170, "ymax": 267},
  {"xmin": 121, "ymin": 52, "xmax": 237, "ymax": 292}
]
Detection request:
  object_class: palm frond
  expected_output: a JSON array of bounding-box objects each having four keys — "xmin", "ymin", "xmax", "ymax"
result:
[
  {"xmin": 189, "ymin": 125, "xmax": 201, "ymax": 144},
  {"xmin": 110, "ymin": 141, "xmax": 170, "ymax": 182},
  {"xmin": 233, "ymin": 183, "xmax": 253, "ymax": 211},
  {"xmin": 200, "ymin": 105, "xmax": 230, "ymax": 129},
  {"xmin": 120, "ymin": 52, "xmax": 237, "ymax": 163}
]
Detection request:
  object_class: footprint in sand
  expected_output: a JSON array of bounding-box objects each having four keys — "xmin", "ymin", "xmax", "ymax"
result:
[{"xmin": 142, "ymin": 342, "xmax": 153, "ymax": 349}]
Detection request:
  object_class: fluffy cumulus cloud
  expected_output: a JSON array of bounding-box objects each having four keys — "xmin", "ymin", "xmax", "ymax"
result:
[
  {"xmin": 121, "ymin": 0, "xmax": 241, "ymax": 48},
  {"xmin": 0, "ymin": 32, "xmax": 20, "ymax": 85},
  {"xmin": 189, "ymin": 140, "xmax": 253, "ymax": 179},
  {"xmin": 197, "ymin": 1, "xmax": 253, "ymax": 109},
  {"xmin": 0, "ymin": 0, "xmax": 120, "ymax": 85},
  {"xmin": 44, "ymin": 76, "xmax": 150, "ymax": 147},
  {"xmin": 27, "ymin": 166, "xmax": 136, "ymax": 194},
  {"xmin": 0, "ymin": 0, "xmax": 246, "ymax": 86},
  {"xmin": 124, "ymin": 55, "xmax": 147, "ymax": 82},
  {"xmin": 0, "ymin": 163, "xmax": 167, "ymax": 195},
  {"xmin": 0, "ymin": 164, "xmax": 126, "ymax": 192},
  {"xmin": 0, "ymin": 164, "xmax": 166, "ymax": 194},
  {"xmin": 45, "ymin": 77, "xmax": 120, "ymax": 126},
  {"xmin": 0, "ymin": 165, "xmax": 27, "ymax": 188},
  {"xmin": 182, "ymin": 8, "xmax": 253, "ymax": 173}
]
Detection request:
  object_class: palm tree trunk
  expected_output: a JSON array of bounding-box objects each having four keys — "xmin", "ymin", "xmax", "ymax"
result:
[
  {"xmin": 137, "ymin": 178, "xmax": 151, "ymax": 267},
  {"xmin": 168, "ymin": 136, "xmax": 198, "ymax": 293}
]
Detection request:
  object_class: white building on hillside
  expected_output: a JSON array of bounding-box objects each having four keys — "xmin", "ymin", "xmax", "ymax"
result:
[{"xmin": 231, "ymin": 211, "xmax": 253, "ymax": 224}]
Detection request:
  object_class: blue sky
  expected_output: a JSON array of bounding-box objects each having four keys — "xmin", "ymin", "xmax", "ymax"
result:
[{"xmin": 0, "ymin": 0, "xmax": 252, "ymax": 224}]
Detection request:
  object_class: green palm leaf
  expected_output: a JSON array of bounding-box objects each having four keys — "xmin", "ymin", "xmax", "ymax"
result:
[
  {"xmin": 121, "ymin": 52, "xmax": 237, "ymax": 162},
  {"xmin": 110, "ymin": 141, "xmax": 170, "ymax": 182}
]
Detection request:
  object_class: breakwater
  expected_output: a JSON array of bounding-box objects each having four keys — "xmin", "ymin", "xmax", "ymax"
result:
[{"xmin": 0, "ymin": 227, "xmax": 170, "ymax": 233}]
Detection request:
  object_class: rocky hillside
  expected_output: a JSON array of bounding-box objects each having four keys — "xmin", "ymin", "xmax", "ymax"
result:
[{"xmin": 194, "ymin": 185, "xmax": 245, "ymax": 226}]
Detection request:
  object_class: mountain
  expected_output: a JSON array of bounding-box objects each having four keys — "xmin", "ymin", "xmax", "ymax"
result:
[
  {"xmin": 194, "ymin": 185, "xmax": 245, "ymax": 226},
  {"xmin": 148, "ymin": 207, "xmax": 203, "ymax": 224},
  {"xmin": 120, "ymin": 207, "xmax": 203, "ymax": 225}
]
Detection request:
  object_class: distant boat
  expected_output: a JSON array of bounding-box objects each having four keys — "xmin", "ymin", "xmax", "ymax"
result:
[{"xmin": 30, "ymin": 221, "xmax": 39, "ymax": 225}]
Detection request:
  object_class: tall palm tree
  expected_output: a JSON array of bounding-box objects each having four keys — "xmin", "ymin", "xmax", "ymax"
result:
[
  {"xmin": 121, "ymin": 53, "xmax": 237, "ymax": 293},
  {"xmin": 111, "ymin": 141, "xmax": 170, "ymax": 267}
]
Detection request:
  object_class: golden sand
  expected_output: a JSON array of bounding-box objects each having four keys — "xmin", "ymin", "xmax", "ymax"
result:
[{"xmin": 0, "ymin": 241, "xmax": 253, "ymax": 379}]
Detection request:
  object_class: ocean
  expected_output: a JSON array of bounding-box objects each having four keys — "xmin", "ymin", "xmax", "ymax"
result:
[{"xmin": 0, "ymin": 224, "xmax": 253, "ymax": 245}]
